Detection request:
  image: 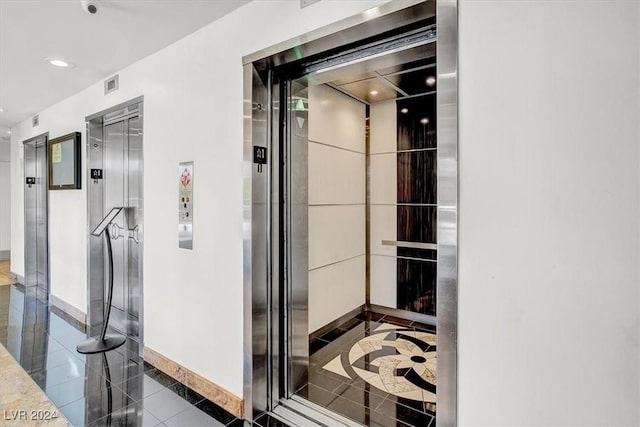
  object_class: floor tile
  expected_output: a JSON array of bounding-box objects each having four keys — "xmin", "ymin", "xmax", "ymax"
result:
[
  {"xmin": 166, "ymin": 381, "xmax": 206, "ymax": 405},
  {"xmin": 164, "ymin": 406, "xmax": 226, "ymax": 427},
  {"xmin": 87, "ymin": 401, "xmax": 162, "ymax": 427},
  {"xmin": 140, "ymin": 387, "xmax": 195, "ymax": 422},
  {"xmin": 254, "ymin": 413, "xmax": 291, "ymax": 427},
  {"xmin": 59, "ymin": 397, "xmax": 87, "ymax": 427},
  {"xmin": 194, "ymin": 399, "xmax": 237, "ymax": 425}
]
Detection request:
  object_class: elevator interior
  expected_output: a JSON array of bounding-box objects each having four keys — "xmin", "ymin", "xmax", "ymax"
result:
[
  {"xmin": 245, "ymin": 1, "xmax": 459, "ymax": 426},
  {"xmin": 86, "ymin": 99, "xmax": 144, "ymax": 347},
  {"xmin": 288, "ymin": 42, "xmax": 438, "ymax": 427},
  {"xmin": 23, "ymin": 133, "xmax": 49, "ymax": 303}
]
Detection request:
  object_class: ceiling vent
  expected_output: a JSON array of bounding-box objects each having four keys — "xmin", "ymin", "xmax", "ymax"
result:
[
  {"xmin": 104, "ymin": 74, "xmax": 119, "ymax": 95},
  {"xmin": 32, "ymin": 115, "xmax": 39, "ymax": 127}
]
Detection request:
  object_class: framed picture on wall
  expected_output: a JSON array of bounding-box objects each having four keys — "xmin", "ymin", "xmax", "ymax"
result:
[{"xmin": 48, "ymin": 132, "xmax": 81, "ymax": 190}]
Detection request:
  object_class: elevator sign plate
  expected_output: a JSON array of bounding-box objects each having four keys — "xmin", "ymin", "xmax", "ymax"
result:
[
  {"xmin": 254, "ymin": 146, "xmax": 267, "ymax": 173},
  {"xmin": 91, "ymin": 169, "xmax": 103, "ymax": 180}
]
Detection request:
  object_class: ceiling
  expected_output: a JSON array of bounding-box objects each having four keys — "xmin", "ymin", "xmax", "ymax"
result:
[
  {"xmin": 324, "ymin": 42, "xmax": 437, "ymax": 105},
  {"xmin": 0, "ymin": 0, "xmax": 250, "ymax": 140}
]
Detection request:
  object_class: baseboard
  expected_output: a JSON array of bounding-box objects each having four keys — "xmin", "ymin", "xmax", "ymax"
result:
[
  {"xmin": 143, "ymin": 346, "xmax": 243, "ymax": 419},
  {"xmin": 50, "ymin": 294, "xmax": 87, "ymax": 326},
  {"xmin": 8, "ymin": 272, "xmax": 23, "ymax": 283},
  {"xmin": 310, "ymin": 304, "xmax": 366, "ymax": 340},
  {"xmin": 0, "ymin": 250, "xmax": 9, "ymax": 261},
  {"xmin": 368, "ymin": 304, "xmax": 436, "ymax": 327}
]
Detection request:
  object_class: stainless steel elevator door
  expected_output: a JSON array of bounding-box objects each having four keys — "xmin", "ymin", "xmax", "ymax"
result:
[
  {"xmin": 23, "ymin": 135, "xmax": 48, "ymax": 301},
  {"xmin": 103, "ymin": 116, "xmax": 142, "ymax": 338}
]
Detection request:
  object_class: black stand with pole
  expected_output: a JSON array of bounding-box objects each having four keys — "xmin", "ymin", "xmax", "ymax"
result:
[{"xmin": 77, "ymin": 207, "xmax": 127, "ymax": 354}]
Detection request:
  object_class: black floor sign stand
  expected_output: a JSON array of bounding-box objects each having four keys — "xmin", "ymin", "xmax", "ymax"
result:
[{"xmin": 77, "ymin": 207, "xmax": 127, "ymax": 354}]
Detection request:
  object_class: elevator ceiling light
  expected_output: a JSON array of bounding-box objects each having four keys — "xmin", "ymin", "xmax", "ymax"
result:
[
  {"xmin": 400, "ymin": 108, "xmax": 409, "ymax": 114},
  {"xmin": 420, "ymin": 118, "xmax": 429, "ymax": 124},
  {"xmin": 370, "ymin": 90, "xmax": 378, "ymax": 96},
  {"xmin": 47, "ymin": 59, "xmax": 71, "ymax": 68},
  {"xmin": 426, "ymin": 76, "xmax": 436, "ymax": 87}
]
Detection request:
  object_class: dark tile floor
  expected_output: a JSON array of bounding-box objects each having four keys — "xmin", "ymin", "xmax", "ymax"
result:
[
  {"xmin": 303, "ymin": 312, "xmax": 437, "ymax": 427},
  {"xmin": 0, "ymin": 284, "xmax": 248, "ymax": 427}
]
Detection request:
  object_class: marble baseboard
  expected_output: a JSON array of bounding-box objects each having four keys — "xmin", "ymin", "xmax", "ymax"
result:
[
  {"xmin": 143, "ymin": 346, "xmax": 243, "ymax": 419},
  {"xmin": 0, "ymin": 343, "xmax": 71, "ymax": 426},
  {"xmin": 50, "ymin": 294, "xmax": 87, "ymax": 326},
  {"xmin": 8, "ymin": 272, "xmax": 23, "ymax": 283}
]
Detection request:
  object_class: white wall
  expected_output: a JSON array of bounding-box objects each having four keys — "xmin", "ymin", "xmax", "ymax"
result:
[
  {"xmin": 459, "ymin": 1, "xmax": 640, "ymax": 426},
  {"xmin": 9, "ymin": 0, "xmax": 388, "ymax": 399},
  {"xmin": 0, "ymin": 140, "xmax": 9, "ymax": 255},
  {"xmin": 369, "ymin": 100, "xmax": 397, "ymax": 308},
  {"xmin": 308, "ymin": 84, "xmax": 366, "ymax": 333}
]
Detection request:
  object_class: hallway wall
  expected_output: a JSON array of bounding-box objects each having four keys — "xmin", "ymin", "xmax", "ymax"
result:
[
  {"xmin": 8, "ymin": 0, "xmax": 388, "ymax": 401},
  {"xmin": 458, "ymin": 0, "xmax": 640, "ymax": 425}
]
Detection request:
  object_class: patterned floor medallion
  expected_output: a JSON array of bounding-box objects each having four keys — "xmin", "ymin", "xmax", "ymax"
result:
[{"xmin": 322, "ymin": 323, "xmax": 436, "ymax": 403}]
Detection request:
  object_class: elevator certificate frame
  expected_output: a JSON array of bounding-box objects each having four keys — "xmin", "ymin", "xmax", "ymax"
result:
[
  {"xmin": 48, "ymin": 131, "xmax": 81, "ymax": 190},
  {"xmin": 243, "ymin": 1, "xmax": 458, "ymax": 426}
]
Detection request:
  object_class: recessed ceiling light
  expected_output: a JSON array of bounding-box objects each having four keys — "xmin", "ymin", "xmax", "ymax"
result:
[
  {"xmin": 420, "ymin": 118, "xmax": 429, "ymax": 124},
  {"xmin": 426, "ymin": 76, "xmax": 436, "ymax": 87},
  {"xmin": 370, "ymin": 90, "xmax": 379, "ymax": 96},
  {"xmin": 400, "ymin": 108, "xmax": 409, "ymax": 114},
  {"xmin": 0, "ymin": 108, "xmax": 4, "ymax": 113},
  {"xmin": 6, "ymin": 130, "xmax": 11, "ymax": 135},
  {"xmin": 47, "ymin": 58, "xmax": 72, "ymax": 68}
]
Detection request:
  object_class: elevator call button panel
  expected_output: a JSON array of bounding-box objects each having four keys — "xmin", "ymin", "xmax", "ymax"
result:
[{"xmin": 178, "ymin": 161, "xmax": 193, "ymax": 250}]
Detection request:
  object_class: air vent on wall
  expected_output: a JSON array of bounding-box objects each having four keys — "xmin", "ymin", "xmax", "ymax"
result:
[
  {"xmin": 32, "ymin": 115, "xmax": 39, "ymax": 127},
  {"xmin": 300, "ymin": 0, "xmax": 320, "ymax": 8},
  {"xmin": 104, "ymin": 74, "xmax": 119, "ymax": 95}
]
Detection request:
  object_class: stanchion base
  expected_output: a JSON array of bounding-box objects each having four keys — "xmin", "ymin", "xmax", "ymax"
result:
[{"xmin": 76, "ymin": 334, "xmax": 126, "ymax": 354}]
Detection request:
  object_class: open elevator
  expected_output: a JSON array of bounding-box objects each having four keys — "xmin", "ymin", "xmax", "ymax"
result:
[{"xmin": 244, "ymin": 1, "xmax": 458, "ymax": 426}]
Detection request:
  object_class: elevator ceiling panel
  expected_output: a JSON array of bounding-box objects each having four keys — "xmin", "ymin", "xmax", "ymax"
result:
[
  {"xmin": 325, "ymin": 42, "xmax": 437, "ymax": 104},
  {"xmin": 336, "ymin": 77, "xmax": 400, "ymax": 103},
  {"xmin": 385, "ymin": 66, "xmax": 438, "ymax": 96}
]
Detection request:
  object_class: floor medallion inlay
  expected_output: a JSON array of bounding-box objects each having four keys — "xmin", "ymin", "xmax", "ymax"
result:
[{"xmin": 321, "ymin": 323, "xmax": 436, "ymax": 403}]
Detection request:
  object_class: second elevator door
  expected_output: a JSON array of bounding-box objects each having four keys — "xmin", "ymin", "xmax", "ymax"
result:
[
  {"xmin": 103, "ymin": 115, "xmax": 142, "ymax": 338},
  {"xmin": 23, "ymin": 135, "xmax": 48, "ymax": 301}
]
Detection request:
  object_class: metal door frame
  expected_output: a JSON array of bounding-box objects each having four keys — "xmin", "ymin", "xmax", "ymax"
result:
[
  {"xmin": 243, "ymin": 1, "xmax": 458, "ymax": 425},
  {"xmin": 23, "ymin": 132, "xmax": 50, "ymax": 301},
  {"xmin": 86, "ymin": 96, "xmax": 144, "ymax": 350}
]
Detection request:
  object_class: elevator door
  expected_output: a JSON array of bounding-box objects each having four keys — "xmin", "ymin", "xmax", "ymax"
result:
[
  {"xmin": 88, "ymin": 103, "xmax": 143, "ymax": 342},
  {"xmin": 23, "ymin": 134, "xmax": 49, "ymax": 301},
  {"xmin": 105, "ymin": 115, "xmax": 142, "ymax": 338}
]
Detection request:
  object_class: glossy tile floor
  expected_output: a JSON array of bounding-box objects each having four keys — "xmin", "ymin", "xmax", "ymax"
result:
[
  {"xmin": 0, "ymin": 284, "xmax": 246, "ymax": 427},
  {"xmin": 303, "ymin": 312, "xmax": 436, "ymax": 427}
]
